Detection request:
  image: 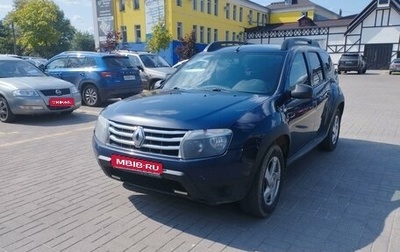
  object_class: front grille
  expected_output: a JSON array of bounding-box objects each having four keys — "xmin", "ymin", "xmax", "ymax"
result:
[
  {"xmin": 40, "ymin": 88, "xmax": 71, "ymax": 96},
  {"xmin": 108, "ymin": 120, "xmax": 187, "ymax": 157}
]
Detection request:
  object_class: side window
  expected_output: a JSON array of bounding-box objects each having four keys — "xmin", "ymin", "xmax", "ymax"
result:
[
  {"xmin": 128, "ymin": 55, "xmax": 142, "ymax": 67},
  {"xmin": 67, "ymin": 56, "xmax": 85, "ymax": 68},
  {"xmin": 319, "ymin": 52, "xmax": 333, "ymax": 77},
  {"xmin": 46, "ymin": 58, "xmax": 67, "ymax": 69},
  {"xmin": 83, "ymin": 57, "xmax": 97, "ymax": 67},
  {"xmin": 288, "ymin": 53, "xmax": 308, "ymax": 89},
  {"xmin": 307, "ymin": 52, "xmax": 324, "ymax": 86}
]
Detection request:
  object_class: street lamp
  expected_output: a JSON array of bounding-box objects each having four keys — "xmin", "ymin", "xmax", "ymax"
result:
[{"xmin": 11, "ymin": 21, "xmax": 17, "ymax": 55}]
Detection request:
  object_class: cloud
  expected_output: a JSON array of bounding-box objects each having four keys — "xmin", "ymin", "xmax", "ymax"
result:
[{"xmin": 0, "ymin": 4, "xmax": 13, "ymax": 19}]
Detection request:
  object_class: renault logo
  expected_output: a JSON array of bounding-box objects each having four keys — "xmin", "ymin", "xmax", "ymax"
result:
[
  {"xmin": 132, "ymin": 126, "xmax": 145, "ymax": 148},
  {"xmin": 55, "ymin": 89, "xmax": 62, "ymax": 96}
]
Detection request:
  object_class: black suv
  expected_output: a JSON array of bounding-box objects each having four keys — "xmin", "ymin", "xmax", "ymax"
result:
[
  {"xmin": 92, "ymin": 39, "xmax": 345, "ymax": 217},
  {"xmin": 45, "ymin": 51, "xmax": 142, "ymax": 106},
  {"xmin": 337, "ymin": 53, "xmax": 367, "ymax": 74}
]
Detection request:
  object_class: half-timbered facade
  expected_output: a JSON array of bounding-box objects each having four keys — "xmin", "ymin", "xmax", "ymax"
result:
[{"xmin": 246, "ymin": 0, "xmax": 400, "ymax": 69}]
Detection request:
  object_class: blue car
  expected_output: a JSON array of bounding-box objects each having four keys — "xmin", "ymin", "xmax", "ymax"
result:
[
  {"xmin": 45, "ymin": 51, "xmax": 142, "ymax": 106},
  {"xmin": 93, "ymin": 39, "xmax": 345, "ymax": 217}
]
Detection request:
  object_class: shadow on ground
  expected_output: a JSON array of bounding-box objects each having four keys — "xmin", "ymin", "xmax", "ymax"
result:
[{"xmin": 127, "ymin": 138, "xmax": 400, "ymax": 251}]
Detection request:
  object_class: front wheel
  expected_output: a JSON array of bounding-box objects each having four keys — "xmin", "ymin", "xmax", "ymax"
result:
[
  {"xmin": 320, "ymin": 109, "xmax": 341, "ymax": 151},
  {"xmin": 0, "ymin": 96, "xmax": 16, "ymax": 123},
  {"xmin": 82, "ymin": 85, "xmax": 101, "ymax": 107},
  {"xmin": 240, "ymin": 144, "xmax": 284, "ymax": 218}
]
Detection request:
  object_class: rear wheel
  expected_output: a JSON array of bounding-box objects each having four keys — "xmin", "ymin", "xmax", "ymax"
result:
[
  {"xmin": 240, "ymin": 144, "xmax": 284, "ymax": 218},
  {"xmin": 320, "ymin": 109, "xmax": 341, "ymax": 151},
  {"xmin": 82, "ymin": 85, "xmax": 101, "ymax": 107},
  {"xmin": 0, "ymin": 96, "xmax": 16, "ymax": 123}
]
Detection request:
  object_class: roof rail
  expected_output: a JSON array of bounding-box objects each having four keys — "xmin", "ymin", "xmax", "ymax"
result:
[
  {"xmin": 203, "ymin": 41, "xmax": 249, "ymax": 52},
  {"xmin": 281, "ymin": 38, "xmax": 320, "ymax": 50}
]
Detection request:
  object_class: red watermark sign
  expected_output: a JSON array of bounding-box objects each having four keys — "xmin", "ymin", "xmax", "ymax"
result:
[
  {"xmin": 111, "ymin": 154, "xmax": 163, "ymax": 175},
  {"xmin": 49, "ymin": 98, "xmax": 74, "ymax": 107}
]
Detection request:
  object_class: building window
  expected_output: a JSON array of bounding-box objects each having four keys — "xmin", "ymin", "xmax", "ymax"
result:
[
  {"xmin": 214, "ymin": 28, "xmax": 218, "ymax": 41},
  {"xmin": 193, "ymin": 0, "xmax": 197, "ymax": 10},
  {"xmin": 193, "ymin": 25, "xmax": 198, "ymax": 39},
  {"xmin": 207, "ymin": 28, "xmax": 211, "ymax": 43},
  {"xmin": 233, "ymin": 5, "xmax": 237, "ymax": 20},
  {"xmin": 119, "ymin": 0, "xmax": 125, "ymax": 11},
  {"xmin": 248, "ymin": 10, "xmax": 253, "ymax": 24},
  {"xmin": 177, "ymin": 0, "xmax": 182, "ymax": 7},
  {"xmin": 257, "ymin": 13, "xmax": 260, "ymax": 25},
  {"xmin": 239, "ymin": 7, "xmax": 243, "ymax": 22},
  {"xmin": 214, "ymin": 0, "xmax": 218, "ymax": 16},
  {"xmin": 378, "ymin": 0, "xmax": 389, "ymax": 7},
  {"xmin": 121, "ymin": 26, "xmax": 127, "ymax": 42},
  {"xmin": 232, "ymin": 32, "xmax": 236, "ymax": 41},
  {"xmin": 135, "ymin": 25, "xmax": 141, "ymax": 42},
  {"xmin": 225, "ymin": 31, "xmax": 229, "ymax": 41},
  {"xmin": 225, "ymin": 3, "xmax": 230, "ymax": 19},
  {"xmin": 200, "ymin": 0, "xmax": 204, "ymax": 12},
  {"xmin": 133, "ymin": 0, "xmax": 139, "ymax": 9},
  {"xmin": 262, "ymin": 14, "xmax": 267, "ymax": 26},
  {"xmin": 200, "ymin": 26, "xmax": 204, "ymax": 43},
  {"xmin": 207, "ymin": 0, "xmax": 211, "ymax": 14},
  {"xmin": 177, "ymin": 22, "xmax": 183, "ymax": 40}
]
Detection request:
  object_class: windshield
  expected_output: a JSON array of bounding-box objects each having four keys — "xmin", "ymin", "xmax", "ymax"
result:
[
  {"xmin": 140, "ymin": 54, "xmax": 171, "ymax": 68},
  {"xmin": 162, "ymin": 52, "xmax": 285, "ymax": 95},
  {"xmin": 0, "ymin": 60, "xmax": 46, "ymax": 78}
]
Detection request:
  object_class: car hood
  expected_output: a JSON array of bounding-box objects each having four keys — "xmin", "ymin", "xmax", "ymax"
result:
[
  {"xmin": 146, "ymin": 67, "xmax": 176, "ymax": 77},
  {"xmin": 102, "ymin": 89, "xmax": 271, "ymax": 129},
  {"xmin": 0, "ymin": 76, "xmax": 74, "ymax": 90}
]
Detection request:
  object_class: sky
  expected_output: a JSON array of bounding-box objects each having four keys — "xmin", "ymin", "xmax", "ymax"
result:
[{"xmin": 0, "ymin": 0, "xmax": 372, "ymax": 34}]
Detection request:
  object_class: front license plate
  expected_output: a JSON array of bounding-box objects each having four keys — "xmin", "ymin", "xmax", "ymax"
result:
[
  {"xmin": 124, "ymin": 75, "xmax": 136, "ymax": 80},
  {"xmin": 111, "ymin": 154, "xmax": 163, "ymax": 175},
  {"xmin": 49, "ymin": 98, "xmax": 74, "ymax": 107}
]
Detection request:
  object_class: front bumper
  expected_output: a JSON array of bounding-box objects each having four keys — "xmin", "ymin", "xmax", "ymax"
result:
[
  {"xmin": 92, "ymin": 136, "xmax": 254, "ymax": 205},
  {"xmin": 9, "ymin": 93, "xmax": 81, "ymax": 115}
]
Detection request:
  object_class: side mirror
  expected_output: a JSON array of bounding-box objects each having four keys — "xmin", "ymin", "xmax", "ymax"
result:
[
  {"xmin": 137, "ymin": 65, "xmax": 144, "ymax": 71},
  {"xmin": 291, "ymin": 84, "xmax": 313, "ymax": 99},
  {"xmin": 154, "ymin": 80, "xmax": 164, "ymax": 89}
]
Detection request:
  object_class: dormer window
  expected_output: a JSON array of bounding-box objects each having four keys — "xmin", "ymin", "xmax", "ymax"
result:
[{"xmin": 378, "ymin": 0, "xmax": 390, "ymax": 7}]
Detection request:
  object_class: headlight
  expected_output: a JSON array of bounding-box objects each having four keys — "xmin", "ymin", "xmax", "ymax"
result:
[
  {"xmin": 94, "ymin": 114, "xmax": 109, "ymax": 144},
  {"xmin": 13, "ymin": 89, "xmax": 39, "ymax": 97},
  {"xmin": 70, "ymin": 86, "xmax": 79, "ymax": 94},
  {"xmin": 180, "ymin": 129, "xmax": 232, "ymax": 159}
]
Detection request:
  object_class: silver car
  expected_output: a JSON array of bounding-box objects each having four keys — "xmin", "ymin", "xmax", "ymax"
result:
[{"xmin": 0, "ymin": 56, "xmax": 81, "ymax": 123}]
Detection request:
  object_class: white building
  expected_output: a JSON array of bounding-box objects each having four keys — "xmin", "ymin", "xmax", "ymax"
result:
[{"xmin": 246, "ymin": 0, "xmax": 400, "ymax": 69}]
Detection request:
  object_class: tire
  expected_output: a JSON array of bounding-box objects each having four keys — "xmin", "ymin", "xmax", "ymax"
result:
[
  {"xmin": 240, "ymin": 144, "xmax": 284, "ymax": 218},
  {"xmin": 389, "ymin": 71, "xmax": 392, "ymax": 75},
  {"xmin": 358, "ymin": 68, "xmax": 362, "ymax": 74},
  {"xmin": 320, "ymin": 109, "xmax": 341, "ymax": 151},
  {"xmin": 0, "ymin": 96, "xmax": 16, "ymax": 123},
  {"xmin": 82, "ymin": 85, "xmax": 101, "ymax": 107}
]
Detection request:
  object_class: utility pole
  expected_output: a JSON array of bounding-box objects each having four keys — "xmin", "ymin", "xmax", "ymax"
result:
[{"xmin": 11, "ymin": 21, "xmax": 17, "ymax": 55}]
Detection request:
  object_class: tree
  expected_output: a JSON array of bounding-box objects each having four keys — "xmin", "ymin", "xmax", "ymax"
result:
[
  {"xmin": 99, "ymin": 30, "xmax": 121, "ymax": 52},
  {"xmin": 0, "ymin": 21, "xmax": 16, "ymax": 54},
  {"xmin": 71, "ymin": 31, "xmax": 95, "ymax": 51},
  {"xmin": 175, "ymin": 30, "xmax": 198, "ymax": 61},
  {"xmin": 146, "ymin": 21, "xmax": 172, "ymax": 53},
  {"xmin": 10, "ymin": 0, "xmax": 75, "ymax": 58}
]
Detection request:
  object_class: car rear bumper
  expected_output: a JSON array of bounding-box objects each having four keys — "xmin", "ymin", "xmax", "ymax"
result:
[
  {"xmin": 92, "ymin": 136, "xmax": 253, "ymax": 205},
  {"xmin": 98, "ymin": 84, "xmax": 143, "ymax": 100},
  {"xmin": 9, "ymin": 94, "xmax": 81, "ymax": 115}
]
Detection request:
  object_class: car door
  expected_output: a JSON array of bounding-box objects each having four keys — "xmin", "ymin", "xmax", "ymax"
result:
[
  {"xmin": 283, "ymin": 52, "xmax": 317, "ymax": 157},
  {"xmin": 306, "ymin": 51, "xmax": 331, "ymax": 138},
  {"xmin": 45, "ymin": 57, "xmax": 68, "ymax": 80},
  {"xmin": 61, "ymin": 56, "xmax": 88, "ymax": 86}
]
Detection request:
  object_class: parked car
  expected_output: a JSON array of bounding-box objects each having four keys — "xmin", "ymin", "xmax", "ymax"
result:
[
  {"xmin": 337, "ymin": 53, "xmax": 367, "ymax": 74},
  {"xmin": 115, "ymin": 50, "xmax": 175, "ymax": 90},
  {"xmin": 44, "ymin": 51, "xmax": 142, "ymax": 107},
  {"xmin": 22, "ymin": 56, "xmax": 48, "ymax": 69},
  {"xmin": 389, "ymin": 58, "xmax": 400, "ymax": 75},
  {"xmin": 92, "ymin": 39, "xmax": 345, "ymax": 217},
  {"xmin": 0, "ymin": 56, "xmax": 81, "ymax": 123}
]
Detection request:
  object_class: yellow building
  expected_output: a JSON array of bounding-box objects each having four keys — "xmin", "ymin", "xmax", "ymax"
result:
[{"xmin": 91, "ymin": 0, "xmax": 340, "ymax": 63}]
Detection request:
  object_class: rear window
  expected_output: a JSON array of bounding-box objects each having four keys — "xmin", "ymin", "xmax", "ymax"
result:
[
  {"xmin": 102, "ymin": 56, "xmax": 134, "ymax": 68},
  {"xmin": 341, "ymin": 54, "xmax": 359, "ymax": 60}
]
